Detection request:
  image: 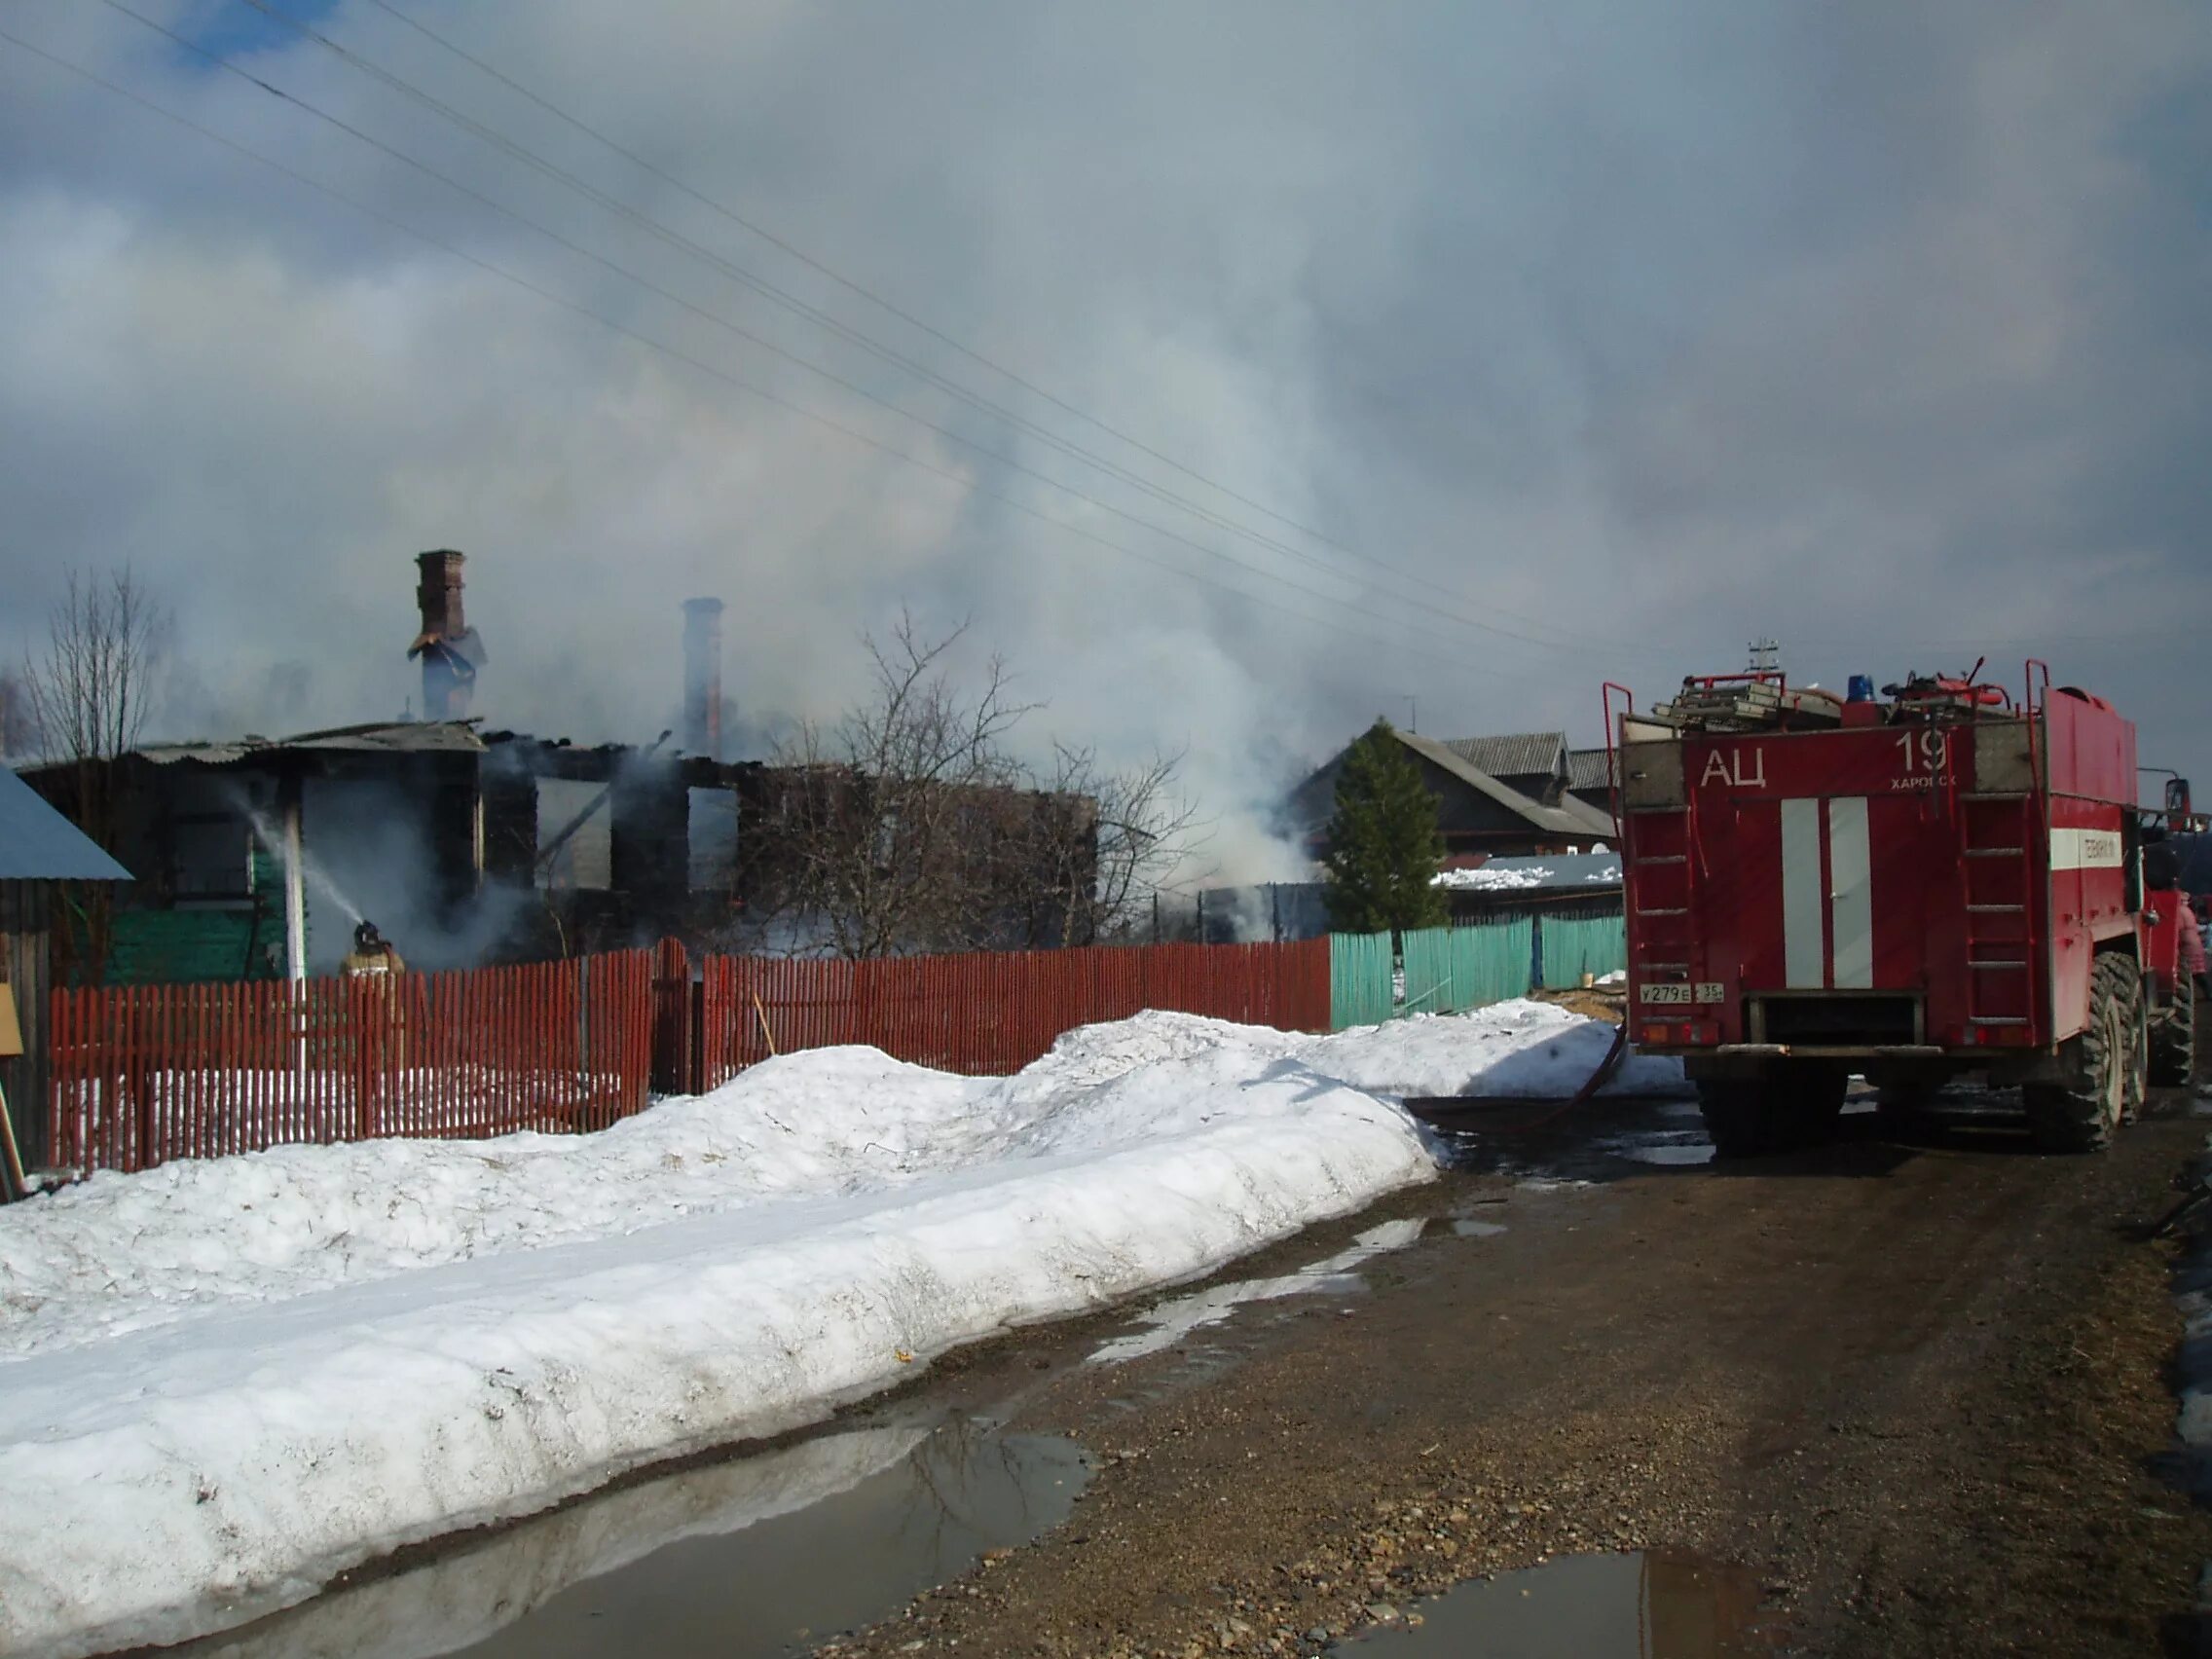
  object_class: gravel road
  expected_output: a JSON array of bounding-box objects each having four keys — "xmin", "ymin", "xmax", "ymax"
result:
[{"xmin": 822, "ymin": 1083, "xmax": 2212, "ymax": 1657}]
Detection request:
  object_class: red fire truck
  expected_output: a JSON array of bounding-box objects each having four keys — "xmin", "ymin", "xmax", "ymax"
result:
[{"xmin": 1608, "ymin": 662, "xmax": 2192, "ymax": 1157}]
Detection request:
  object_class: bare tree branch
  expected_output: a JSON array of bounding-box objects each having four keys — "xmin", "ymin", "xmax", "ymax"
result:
[
  {"xmin": 18, "ymin": 567, "xmax": 172, "ymax": 982},
  {"xmin": 739, "ymin": 611, "xmax": 1207, "ymax": 958}
]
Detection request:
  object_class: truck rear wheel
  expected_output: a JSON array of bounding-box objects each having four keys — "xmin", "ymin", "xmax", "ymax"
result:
[
  {"xmin": 2151, "ymin": 973, "xmax": 2196, "ymax": 1088},
  {"xmin": 2121, "ymin": 968, "xmax": 2149, "ymax": 1124},
  {"xmin": 2023, "ymin": 954, "xmax": 2140, "ymax": 1153}
]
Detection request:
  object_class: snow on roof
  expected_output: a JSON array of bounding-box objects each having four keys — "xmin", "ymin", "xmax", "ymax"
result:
[{"xmin": 1432, "ymin": 853, "xmax": 1620, "ymax": 892}]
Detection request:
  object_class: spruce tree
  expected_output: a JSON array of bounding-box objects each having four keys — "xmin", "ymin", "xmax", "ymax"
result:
[{"xmin": 1321, "ymin": 720, "xmax": 1449, "ymax": 934}]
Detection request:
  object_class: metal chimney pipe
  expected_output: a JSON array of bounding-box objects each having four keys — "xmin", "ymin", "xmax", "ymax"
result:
[{"xmin": 682, "ymin": 597, "xmax": 724, "ymax": 760}]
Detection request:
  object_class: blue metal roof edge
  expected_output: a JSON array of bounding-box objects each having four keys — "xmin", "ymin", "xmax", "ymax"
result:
[{"xmin": 0, "ymin": 766, "xmax": 133, "ymax": 882}]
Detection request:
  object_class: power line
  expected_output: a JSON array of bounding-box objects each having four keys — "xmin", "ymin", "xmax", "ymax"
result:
[
  {"xmin": 233, "ymin": 0, "xmax": 1676, "ymax": 664},
  {"xmin": 360, "ymin": 0, "xmax": 1357, "ymax": 556},
  {"xmin": 100, "ymin": 0, "xmax": 1638, "ymax": 671},
  {"xmin": 0, "ymin": 20, "xmax": 1552, "ymax": 691}
]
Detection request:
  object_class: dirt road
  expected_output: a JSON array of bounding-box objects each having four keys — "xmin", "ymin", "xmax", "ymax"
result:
[{"xmin": 823, "ymin": 1087, "xmax": 2212, "ymax": 1657}]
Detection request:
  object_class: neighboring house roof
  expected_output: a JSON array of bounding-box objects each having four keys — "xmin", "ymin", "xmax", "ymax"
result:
[
  {"xmin": 1432, "ymin": 853, "xmax": 1621, "ymax": 894},
  {"xmin": 1391, "ymin": 730, "xmax": 1604, "ymax": 839},
  {"xmin": 1551, "ymin": 789, "xmax": 1619, "ymax": 837},
  {"xmin": 0, "ymin": 767, "xmax": 132, "ymax": 882},
  {"xmin": 1441, "ymin": 732, "xmax": 1567, "ymax": 781},
  {"xmin": 1566, "ymin": 747, "xmax": 1612, "ymax": 793}
]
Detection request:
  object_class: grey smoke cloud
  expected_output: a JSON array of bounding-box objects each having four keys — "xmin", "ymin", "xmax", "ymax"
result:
[{"xmin": 1, "ymin": 0, "xmax": 2206, "ymax": 881}]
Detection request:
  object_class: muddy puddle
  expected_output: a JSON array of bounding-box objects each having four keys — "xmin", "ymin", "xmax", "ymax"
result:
[
  {"xmin": 167, "ymin": 1413, "xmax": 1088, "ymax": 1659},
  {"xmin": 1343, "ymin": 1549, "xmax": 1778, "ymax": 1655},
  {"xmin": 1089, "ymin": 1219, "xmax": 1428, "ymax": 1365}
]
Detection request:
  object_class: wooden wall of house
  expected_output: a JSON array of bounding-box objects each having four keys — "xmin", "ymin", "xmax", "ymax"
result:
[
  {"xmin": 1411, "ymin": 756, "xmax": 1552, "ymax": 837},
  {"xmin": 0, "ymin": 881, "xmax": 52, "ymax": 1173}
]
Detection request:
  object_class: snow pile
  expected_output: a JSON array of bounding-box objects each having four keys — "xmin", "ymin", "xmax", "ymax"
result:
[
  {"xmin": 0, "ymin": 1002, "xmax": 1659, "ymax": 1656},
  {"xmin": 1309, "ymin": 999, "xmax": 1684, "ymax": 1099}
]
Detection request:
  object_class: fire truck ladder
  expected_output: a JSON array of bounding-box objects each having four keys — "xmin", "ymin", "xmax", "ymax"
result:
[
  {"xmin": 1958, "ymin": 783, "xmax": 2037, "ymax": 1034},
  {"xmin": 1605, "ymin": 681, "xmax": 1699, "ymax": 994},
  {"xmin": 1629, "ymin": 801, "xmax": 1698, "ymax": 988}
]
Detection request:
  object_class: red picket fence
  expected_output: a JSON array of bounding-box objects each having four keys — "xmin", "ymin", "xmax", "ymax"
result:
[
  {"xmin": 695, "ymin": 937, "xmax": 1330, "ymax": 1089},
  {"xmin": 41, "ymin": 938, "xmax": 1327, "ymax": 1174},
  {"xmin": 47, "ymin": 950, "xmax": 654, "ymax": 1175}
]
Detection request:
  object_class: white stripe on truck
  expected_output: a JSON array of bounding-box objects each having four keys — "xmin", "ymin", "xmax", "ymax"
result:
[
  {"xmin": 1827, "ymin": 796, "xmax": 1873, "ymax": 989},
  {"xmin": 1781, "ymin": 797, "xmax": 1825, "ymax": 988},
  {"xmin": 2048, "ymin": 827, "xmax": 2123, "ymax": 870}
]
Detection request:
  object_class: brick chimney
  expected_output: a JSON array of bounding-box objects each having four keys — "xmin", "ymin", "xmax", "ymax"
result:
[
  {"xmin": 407, "ymin": 550, "xmax": 485, "ymax": 719},
  {"xmin": 682, "ymin": 597, "xmax": 723, "ymax": 760},
  {"xmin": 418, "ymin": 550, "xmax": 464, "ymax": 639}
]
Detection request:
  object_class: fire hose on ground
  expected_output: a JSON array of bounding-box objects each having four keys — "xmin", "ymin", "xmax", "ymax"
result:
[{"xmin": 1407, "ymin": 1019, "xmax": 1631, "ymax": 1135}]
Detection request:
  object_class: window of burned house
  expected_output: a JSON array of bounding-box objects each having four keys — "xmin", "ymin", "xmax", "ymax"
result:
[
  {"xmin": 534, "ymin": 779, "xmax": 611, "ymax": 890},
  {"xmin": 687, "ymin": 787, "xmax": 738, "ymax": 892},
  {"xmin": 163, "ymin": 772, "xmax": 271, "ymax": 903}
]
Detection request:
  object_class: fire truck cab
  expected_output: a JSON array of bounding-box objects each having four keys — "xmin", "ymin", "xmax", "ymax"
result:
[{"xmin": 1611, "ymin": 663, "xmax": 2185, "ymax": 1157}]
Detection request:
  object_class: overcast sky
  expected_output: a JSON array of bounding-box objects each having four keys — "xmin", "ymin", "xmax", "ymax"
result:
[{"xmin": 2, "ymin": 0, "xmax": 2206, "ymax": 877}]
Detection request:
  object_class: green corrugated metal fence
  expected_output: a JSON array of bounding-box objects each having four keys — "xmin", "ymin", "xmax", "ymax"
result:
[
  {"xmin": 1401, "ymin": 920, "xmax": 1536, "ymax": 1015},
  {"xmin": 1537, "ymin": 911, "xmax": 1628, "ymax": 988},
  {"xmin": 1329, "ymin": 931, "xmax": 1395, "ymax": 1030},
  {"xmin": 1327, "ymin": 908, "xmax": 1628, "ymax": 1028}
]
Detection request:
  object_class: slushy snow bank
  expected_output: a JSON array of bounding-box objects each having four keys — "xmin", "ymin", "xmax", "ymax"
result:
[
  {"xmin": 0, "ymin": 1001, "xmax": 1655, "ymax": 1656},
  {"xmin": 1308, "ymin": 997, "xmax": 1683, "ymax": 1101}
]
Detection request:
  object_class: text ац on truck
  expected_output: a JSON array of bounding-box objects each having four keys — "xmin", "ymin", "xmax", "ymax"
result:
[{"xmin": 1605, "ymin": 659, "xmax": 2198, "ymax": 1158}]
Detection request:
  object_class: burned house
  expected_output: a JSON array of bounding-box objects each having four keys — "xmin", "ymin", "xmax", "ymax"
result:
[
  {"xmin": 18, "ymin": 553, "xmax": 1098, "ymax": 979},
  {"xmin": 19, "ymin": 720, "xmax": 1097, "ymax": 978},
  {"xmin": 21, "ymin": 721, "xmax": 489, "ymax": 982},
  {"xmin": 723, "ymin": 760, "xmax": 1103, "ymax": 953}
]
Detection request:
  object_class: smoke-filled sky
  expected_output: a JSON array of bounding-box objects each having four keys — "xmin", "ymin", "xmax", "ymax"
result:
[{"xmin": 3, "ymin": 0, "xmax": 2207, "ymax": 878}]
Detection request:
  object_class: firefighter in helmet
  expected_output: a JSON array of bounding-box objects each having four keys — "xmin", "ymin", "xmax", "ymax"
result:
[
  {"xmin": 342, "ymin": 920, "xmax": 408, "ymax": 1080},
  {"xmin": 341, "ymin": 919, "xmax": 406, "ymax": 978}
]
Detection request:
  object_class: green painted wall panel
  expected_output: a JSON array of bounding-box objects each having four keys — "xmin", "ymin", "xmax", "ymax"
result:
[{"xmin": 103, "ymin": 909, "xmax": 287, "ymax": 985}]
